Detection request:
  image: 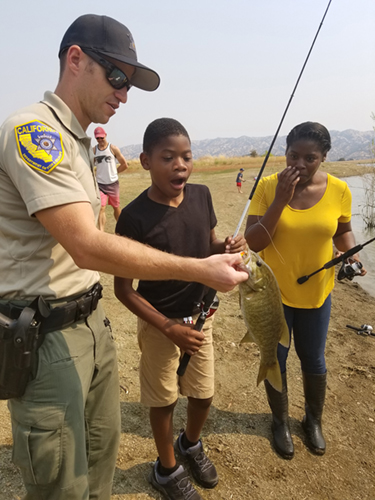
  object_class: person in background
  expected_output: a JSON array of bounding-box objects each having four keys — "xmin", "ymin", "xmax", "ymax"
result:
[
  {"xmin": 93, "ymin": 126, "xmax": 128, "ymax": 231},
  {"xmin": 0, "ymin": 15, "xmax": 247, "ymax": 500},
  {"xmin": 245, "ymin": 121, "xmax": 366, "ymax": 460},
  {"xmin": 115, "ymin": 118, "xmax": 247, "ymax": 500},
  {"xmin": 236, "ymin": 167, "xmax": 245, "ymax": 193}
]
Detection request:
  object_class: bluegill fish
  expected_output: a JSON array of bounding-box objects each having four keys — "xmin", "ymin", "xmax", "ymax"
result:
[{"xmin": 239, "ymin": 248, "xmax": 289, "ymax": 392}]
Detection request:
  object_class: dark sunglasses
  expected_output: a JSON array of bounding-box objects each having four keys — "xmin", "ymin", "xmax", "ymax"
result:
[{"xmin": 82, "ymin": 49, "xmax": 132, "ymax": 91}]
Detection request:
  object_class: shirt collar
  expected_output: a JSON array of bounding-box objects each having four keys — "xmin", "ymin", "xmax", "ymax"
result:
[{"xmin": 41, "ymin": 91, "xmax": 91, "ymax": 146}]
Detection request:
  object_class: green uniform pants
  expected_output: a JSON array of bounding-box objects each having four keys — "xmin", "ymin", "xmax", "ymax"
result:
[{"xmin": 8, "ymin": 302, "xmax": 121, "ymax": 500}]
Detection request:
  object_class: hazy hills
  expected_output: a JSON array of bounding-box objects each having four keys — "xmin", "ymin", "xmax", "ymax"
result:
[{"xmin": 120, "ymin": 129, "xmax": 374, "ymax": 162}]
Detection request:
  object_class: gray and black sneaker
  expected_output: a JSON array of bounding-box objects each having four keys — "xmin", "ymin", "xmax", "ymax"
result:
[
  {"xmin": 174, "ymin": 430, "xmax": 219, "ymax": 489},
  {"xmin": 149, "ymin": 459, "xmax": 203, "ymax": 500}
]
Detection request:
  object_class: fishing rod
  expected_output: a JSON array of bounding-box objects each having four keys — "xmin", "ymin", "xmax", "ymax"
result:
[
  {"xmin": 346, "ymin": 324, "xmax": 374, "ymax": 337},
  {"xmin": 297, "ymin": 236, "xmax": 375, "ymax": 284},
  {"xmin": 233, "ymin": 0, "xmax": 333, "ymax": 238},
  {"xmin": 177, "ymin": 290, "xmax": 218, "ymax": 376},
  {"xmin": 178, "ymin": 0, "xmax": 333, "ymax": 376}
]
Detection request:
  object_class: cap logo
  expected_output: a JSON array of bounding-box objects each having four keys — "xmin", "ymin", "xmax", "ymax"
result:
[
  {"xmin": 127, "ymin": 33, "xmax": 137, "ymax": 54},
  {"xmin": 15, "ymin": 120, "xmax": 64, "ymax": 174}
]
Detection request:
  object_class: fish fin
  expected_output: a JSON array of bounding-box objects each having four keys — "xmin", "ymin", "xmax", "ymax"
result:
[
  {"xmin": 279, "ymin": 321, "xmax": 290, "ymax": 348},
  {"xmin": 257, "ymin": 362, "xmax": 282, "ymax": 392},
  {"xmin": 240, "ymin": 330, "xmax": 254, "ymax": 343}
]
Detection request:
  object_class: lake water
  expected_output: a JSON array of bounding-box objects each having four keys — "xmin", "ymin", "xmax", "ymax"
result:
[{"xmin": 342, "ymin": 176, "xmax": 375, "ymax": 297}]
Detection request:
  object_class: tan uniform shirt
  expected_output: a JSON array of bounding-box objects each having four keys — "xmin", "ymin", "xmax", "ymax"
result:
[{"xmin": 0, "ymin": 91, "xmax": 100, "ymax": 299}]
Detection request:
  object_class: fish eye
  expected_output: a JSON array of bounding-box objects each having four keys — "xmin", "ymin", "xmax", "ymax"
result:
[{"xmin": 256, "ymin": 260, "xmax": 262, "ymax": 267}]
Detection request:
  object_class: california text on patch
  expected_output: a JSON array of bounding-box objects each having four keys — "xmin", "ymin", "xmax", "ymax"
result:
[{"xmin": 15, "ymin": 120, "xmax": 64, "ymax": 174}]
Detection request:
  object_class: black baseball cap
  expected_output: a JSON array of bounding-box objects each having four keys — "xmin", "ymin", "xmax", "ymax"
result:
[{"xmin": 59, "ymin": 14, "xmax": 160, "ymax": 92}]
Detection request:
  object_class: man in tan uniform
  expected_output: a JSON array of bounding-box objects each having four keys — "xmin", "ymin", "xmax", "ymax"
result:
[{"xmin": 0, "ymin": 14, "xmax": 247, "ymax": 500}]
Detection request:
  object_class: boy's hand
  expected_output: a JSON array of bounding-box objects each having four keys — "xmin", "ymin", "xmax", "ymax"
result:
[
  {"xmin": 165, "ymin": 322, "xmax": 205, "ymax": 356},
  {"xmin": 224, "ymin": 234, "xmax": 247, "ymax": 254}
]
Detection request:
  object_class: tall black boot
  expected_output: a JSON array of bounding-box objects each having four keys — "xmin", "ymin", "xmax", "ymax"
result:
[
  {"xmin": 264, "ymin": 372, "xmax": 294, "ymax": 459},
  {"xmin": 302, "ymin": 371, "xmax": 327, "ymax": 455}
]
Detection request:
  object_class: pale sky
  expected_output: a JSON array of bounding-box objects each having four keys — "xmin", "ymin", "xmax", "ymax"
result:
[{"xmin": 1, "ymin": 0, "xmax": 374, "ymax": 149}]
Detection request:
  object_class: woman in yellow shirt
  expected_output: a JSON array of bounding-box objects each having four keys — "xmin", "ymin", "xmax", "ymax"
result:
[{"xmin": 245, "ymin": 122, "xmax": 366, "ymax": 459}]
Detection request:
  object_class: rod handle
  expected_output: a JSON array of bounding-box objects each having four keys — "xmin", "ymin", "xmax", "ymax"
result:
[{"xmin": 177, "ymin": 353, "xmax": 190, "ymax": 376}]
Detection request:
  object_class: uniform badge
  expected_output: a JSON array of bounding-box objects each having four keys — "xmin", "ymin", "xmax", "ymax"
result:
[{"xmin": 15, "ymin": 120, "xmax": 64, "ymax": 174}]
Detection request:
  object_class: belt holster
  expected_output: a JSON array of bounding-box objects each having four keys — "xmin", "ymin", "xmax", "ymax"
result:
[
  {"xmin": 0, "ymin": 283, "xmax": 103, "ymax": 399},
  {"xmin": 0, "ymin": 296, "xmax": 48, "ymax": 400}
]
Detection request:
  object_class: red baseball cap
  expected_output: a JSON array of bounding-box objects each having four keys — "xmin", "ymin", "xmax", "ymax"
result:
[{"xmin": 94, "ymin": 127, "xmax": 106, "ymax": 138}]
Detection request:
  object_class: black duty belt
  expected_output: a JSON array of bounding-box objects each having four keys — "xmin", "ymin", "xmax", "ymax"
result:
[{"xmin": 0, "ymin": 283, "xmax": 103, "ymax": 335}]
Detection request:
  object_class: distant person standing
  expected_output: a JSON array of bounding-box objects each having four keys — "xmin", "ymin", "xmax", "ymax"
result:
[
  {"xmin": 93, "ymin": 126, "xmax": 128, "ymax": 230},
  {"xmin": 236, "ymin": 167, "xmax": 246, "ymax": 193}
]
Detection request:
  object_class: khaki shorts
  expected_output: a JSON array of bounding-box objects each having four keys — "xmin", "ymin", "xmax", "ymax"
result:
[{"xmin": 137, "ymin": 315, "xmax": 215, "ymax": 407}]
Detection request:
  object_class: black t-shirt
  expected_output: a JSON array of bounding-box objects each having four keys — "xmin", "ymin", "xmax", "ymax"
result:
[{"xmin": 115, "ymin": 184, "xmax": 217, "ymax": 317}]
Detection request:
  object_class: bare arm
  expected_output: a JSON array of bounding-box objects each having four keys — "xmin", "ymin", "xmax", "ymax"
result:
[
  {"xmin": 114, "ymin": 277, "xmax": 204, "ymax": 355},
  {"xmin": 35, "ymin": 201, "xmax": 248, "ymax": 291},
  {"xmin": 333, "ymin": 221, "xmax": 356, "ymax": 252},
  {"xmin": 111, "ymin": 144, "xmax": 128, "ymax": 174},
  {"xmin": 245, "ymin": 166, "xmax": 300, "ymax": 252}
]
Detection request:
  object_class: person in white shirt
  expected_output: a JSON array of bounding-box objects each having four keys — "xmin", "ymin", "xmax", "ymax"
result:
[{"xmin": 93, "ymin": 126, "xmax": 128, "ymax": 230}]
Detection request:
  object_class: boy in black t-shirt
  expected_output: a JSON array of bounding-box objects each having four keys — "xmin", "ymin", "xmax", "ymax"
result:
[{"xmin": 115, "ymin": 118, "xmax": 246, "ymax": 500}]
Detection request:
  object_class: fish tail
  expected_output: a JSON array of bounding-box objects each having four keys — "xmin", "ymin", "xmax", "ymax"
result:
[
  {"xmin": 257, "ymin": 362, "xmax": 283, "ymax": 392},
  {"xmin": 279, "ymin": 322, "xmax": 290, "ymax": 348}
]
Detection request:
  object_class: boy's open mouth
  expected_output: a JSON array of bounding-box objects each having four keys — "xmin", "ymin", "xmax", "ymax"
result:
[{"xmin": 171, "ymin": 178, "xmax": 185, "ymax": 188}]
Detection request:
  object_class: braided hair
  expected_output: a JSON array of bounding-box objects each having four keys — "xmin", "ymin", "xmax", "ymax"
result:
[
  {"xmin": 143, "ymin": 118, "xmax": 190, "ymax": 155},
  {"xmin": 286, "ymin": 122, "xmax": 331, "ymax": 155}
]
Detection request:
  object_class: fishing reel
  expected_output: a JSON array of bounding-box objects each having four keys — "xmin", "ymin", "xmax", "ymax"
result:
[
  {"xmin": 346, "ymin": 324, "xmax": 374, "ymax": 336},
  {"xmin": 199, "ymin": 294, "xmax": 220, "ymax": 319},
  {"xmin": 337, "ymin": 260, "xmax": 363, "ymax": 281}
]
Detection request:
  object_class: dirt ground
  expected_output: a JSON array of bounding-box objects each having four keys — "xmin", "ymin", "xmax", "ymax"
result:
[{"xmin": 0, "ymin": 161, "xmax": 374, "ymax": 500}]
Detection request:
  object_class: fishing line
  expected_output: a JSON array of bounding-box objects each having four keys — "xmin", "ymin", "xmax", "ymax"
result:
[
  {"xmin": 233, "ymin": 0, "xmax": 333, "ymax": 237},
  {"xmin": 256, "ymin": 221, "xmax": 286, "ymax": 265},
  {"xmin": 251, "ymin": 177, "xmax": 286, "ymax": 264}
]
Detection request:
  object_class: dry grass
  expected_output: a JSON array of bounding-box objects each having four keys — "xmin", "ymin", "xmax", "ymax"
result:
[{"xmin": 126, "ymin": 156, "xmax": 372, "ymax": 176}]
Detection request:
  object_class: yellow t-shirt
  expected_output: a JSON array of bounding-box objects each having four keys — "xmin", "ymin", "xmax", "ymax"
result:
[{"xmin": 248, "ymin": 173, "xmax": 352, "ymax": 308}]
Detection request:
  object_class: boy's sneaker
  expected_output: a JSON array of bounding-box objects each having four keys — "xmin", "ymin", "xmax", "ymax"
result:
[
  {"xmin": 149, "ymin": 459, "xmax": 203, "ymax": 500},
  {"xmin": 174, "ymin": 430, "xmax": 219, "ymax": 489}
]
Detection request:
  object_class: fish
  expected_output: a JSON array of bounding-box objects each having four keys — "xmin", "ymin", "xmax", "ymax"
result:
[{"xmin": 239, "ymin": 248, "xmax": 290, "ymax": 392}]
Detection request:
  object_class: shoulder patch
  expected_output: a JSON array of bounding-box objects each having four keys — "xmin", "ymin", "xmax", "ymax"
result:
[{"xmin": 14, "ymin": 120, "xmax": 64, "ymax": 174}]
